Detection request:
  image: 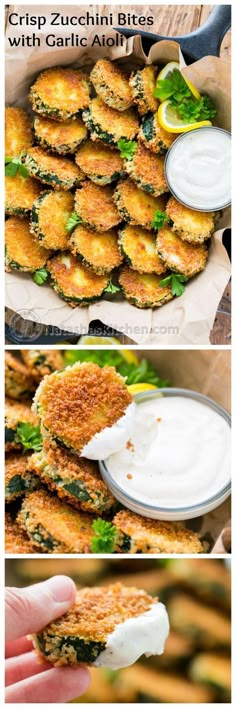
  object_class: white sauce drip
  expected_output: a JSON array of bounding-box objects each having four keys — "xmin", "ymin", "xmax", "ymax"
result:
[{"xmin": 81, "ymin": 401, "xmax": 136, "ymax": 460}]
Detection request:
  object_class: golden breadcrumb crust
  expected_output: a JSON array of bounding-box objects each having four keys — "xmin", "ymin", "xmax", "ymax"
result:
[
  {"xmin": 5, "ymin": 173, "xmax": 42, "ymax": 215},
  {"xmin": 75, "ymin": 182, "xmax": 121, "ymax": 231},
  {"xmin": 119, "ymin": 224, "xmax": 166, "ymax": 275},
  {"xmin": 170, "ymin": 558, "xmax": 231, "ymax": 607},
  {"xmin": 31, "ymin": 190, "xmax": 74, "ymax": 250},
  {"xmin": 190, "ymin": 653, "xmax": 231, "ymax": 690},
  {"xmin": 5, "ymin": 217, "xmax": 51, "ymax": 271},
  {"xmin": 113, "ymin": 510, "xmax": 203, "ymax": 553},
  {"xmin": 166, "ymin": 196, "xmax": 216, "ymax": 244},
  {"xmin": 26, "ymin": 147, "xmax": 83, "ymax": 189},
  {"xmin": 34, "ymin": 116, "xmax": 87, "ymax": 154},
  {"xmin": 5, "ymin": 107, "xmax": 33, "ymax": 158},
  {"xmin": 140, "ymin": 113, "xmax": 176, "ymax": 153},
  {"xmin": 5, "ymin": 452, "xmax": 32, "ymax": 486},
  {"xmin": 119, "ymin": 265, "xmax": 173, "ymax": 308},
  {"xmin": 5, "ymin": 353, "xmax": 36, "ymax": 399},
  {"xmin": 30, "ymin": 67, "xmax": 91, "ymax": 120},
  {"xmin": 5, "ymin": 512, "xmax": 37, "ymax": 554},
  {"xmin": 114, "ymin": 178, "xmax": 166, "ymax": 230},
  {"xmin": 118, "ymin": 664, "xmax": 214, "ymax": 703},
  {"xmin": 75, "ymin": 140, "xmax": 124, "ymax": 181},
  {"xmin": 21, "ymin": 350, "xmax": 64, "ymax": 382},
  {"xmin": 90, "ymin": 59, "xmax": 133, "ymax": 111},
  {"xmin": 169, "ymin": 594, "xmax": 231, "ymax": 646},
  {"xmin": 69, "ymin": 225, "xmax": 122, "ymax": 274},
  {"xmin": 129, "ymin": 66, "xmax": 158, "ymax": 115},
  {"xmin": 157, "ymin": 226, "xmax": 208, "ymax": 277},
  {"xmin": 47, "ymin": 252, "xmax": 109, "ymax": 305},
  {"xmin": 5, "ymin": 397, "xmax": 38, "ymax": 426},
  {"xmin": 125, "ymin": 142, "xmax": 168, "ymax": 197},
  {"xmin": 84, "ymin": 97, "xmax": 139, "ymax": 143}
]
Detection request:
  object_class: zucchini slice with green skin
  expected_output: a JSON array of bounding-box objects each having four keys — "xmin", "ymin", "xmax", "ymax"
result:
[
  {"xmin": 118, "ymin": 265, "xmax": 173, "ymax": 309},
  {"xmin": 21, "ymin": 350, "xmax": 64, "ymax": 382},
  {"xmin": 5, "ymin": 453, "xmax": 39, "ymax": 502},
  {"xmin": 30, "ymin": 190, "xmax": 74, "ymax": 250},
  {"xmin": 165, "ymin": 196, "xmax": 215, "ymax": 244},
  {"xmin": 29, "ymin": 67, "xmax": 91, "ymax": 121},
  {"xmin": 114, "ymin": 179, "xmax": 166, "ymax": 230},
  {"xmin": 35, "ymin": 632, "xmax": 106, "ymax": 665},
  {"xmin": 5, "ymin": 355, "xmax": 36, "ymax": 402},
  {"xmin": 74, "ymin": 182, "xmax": 121, "ymax": 232},
  {"xmin": 33, "ymin": 115, "xmax": 87, "ymax": 155},
  {"xmin": 114, "ymin": 510, "xmax": 203, "ymax": 553},
  {"xmin": 5, "ymin": 172, "xmax": 42, "ymax": 217},
  {"xmin": 129, "ymin": 66, "xmax": 158, "ymax": 116},
  {"xmin": 5, "ymin": 106, "xmax": 33, "ymax": 159},
  {"xmin": 82, "ymin": 98, "xmax": 139, "ymax": 146},
  {"xmin": 125, "ymin": 142, "xmax": 168, "ymax": 197},
  {"xmin": 156, "ymin": 227, "xmax": 208, "ymax": 278},
  {"xmin": 118, "ymin": 225, "xmax": 166, "ymax": 275},
  {"xmin": 69, "ymin": 225, "xmax": 123, "ymax": 275},
  {"xmin": 90, "ymin": 59, "xmax": 133, "ymax": 111},
  {"xmin": 25, "ymin": 147, "xmax": 84, "ymax": 191},
  {"xmin": 47, "ymin": 252, "xmax": 110, "ymax": 307},
  {"xmin": 75, "ymin": 140, "xmax": 125, "ymax": 185},
  {"xmin": 139, "ymin": 112, "xmax": 176, "ymax": 155},
  {"xmin": 5, "ymin": 217, "xmax": 51, "ymax": 273}
]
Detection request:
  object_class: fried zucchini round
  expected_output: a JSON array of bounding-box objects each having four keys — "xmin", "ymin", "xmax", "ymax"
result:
[
  {"xmin": 75, "ymin": 182, "xmax": 121, "ymax": 231},
  {"xmin": 25, "ymin": 147, "xmax": 83, "ymax": 190},
  {"xmin": 5, "ymin": 397, "xmax": 38, "ymax": 451},
  {"xmin": 114, "ymin": 178, "xmax": 166, "ymax": 230},
  {"xmin": 119, "ymin": 225, "xmax": 166, "ymax": 275},
  {"xmin": 75, "ymin": 140, "xmax": 125, "ymax": 185},
  {"xmin": 34, "ymin": 115, "xmax": 87, "ymax": 154},
  {"xmin": 82, "ymin": 97, "xmax": 139, "ymax": 145},
  {"xmin": 166, "ymin": 197, "xmax": 216, "ymax": 244},
  {"xmin": 156, "ymin": 226, "xmax": 208, "ymax": 277},
  {"xmin": 129, "ymin": 66, "xmax": 158, "ymax": 116},
  {"xmin": 47, "ymin": 252, "xmax": 109, "ymax": 306},
  {"xmin": 5, "ymin": 353, "xmax": 36, "ymax": 399},
  {"xmin": 114, "ymin": 510, "xmax": 203, "ymax": 554},
  {"xmin": 140, "ymin": 112, "xmax": 175, "ymax": 154},
  {"xmin": 5, "ymin": 172, "xmax": 42, "ymax": 217},
  {"xmin": 5, "ymin": 453, "xmax": 39, "ymax": 503},
  {"xmin": 21, "ymin": 350, "xmax": 64, "ymax": 382},
  {"xmin": 90, "ymin": 59, "xmax": 133, "ymax": 111},
  {"xmin": 125, "ymin": 142, "xmax": 168, "ymax": 197},
  {"xmin": 30, "ymin": 190, "xmax": 74, "ymax": 250},
  {"xmin": 5, "ymin": 217, "xmax": 50, "ymax": 273},
  {"xmin": 69, "ymin": 225, "xmax": 122, "ymax": 274},
  {"xmin": 119, "ymin": 265, "xmax": 173, "ymax": 308},
  {"xmin": 29, "ymin": 67, "xmax": 91, "ymax": 121},
  {"xmin": 5, "ymin": 107, "xmax": 33, "ymax": 159},
  {"xmin": 5, "ymin": 512, "xmax": 37, "ymax": 554}
]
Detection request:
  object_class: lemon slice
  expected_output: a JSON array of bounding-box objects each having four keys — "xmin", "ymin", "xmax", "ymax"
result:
[
  {"xmin": 158, "ymin": 100, "xmax": 212, "ymax": 133},
  {"xmin": 184, "ymin": 75, "xmax": 201, "ymax": 101},
  {"xmin": 127, "ymin": 383, "xmax": 157, "ymax": 395},
  {"xmin": 120, "ymin": 350, "xmax": 139, "ymax": 365},
  {"xmin": 156, "ymin": 61, "xmax": 201, "ymax": 102},
  {"xmin": 78, "ymin": 335, "xmax": 121, "ymax": 346}
]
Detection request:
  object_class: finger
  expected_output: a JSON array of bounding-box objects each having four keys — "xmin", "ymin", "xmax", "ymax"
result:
[
  {"xmin": 6, "ymin": 651, "xmax": 51, "ymax": 686},
  {"xmin": 5, "ymin": 665, "xmax": 91, "ymax": 704},
  {"xmin": 6, "ymin": 576, "xmax": 76, "ymax": 641},
  {"xmin": 6, "ymin": 636, "xmax": 33, "ymax": 658}
]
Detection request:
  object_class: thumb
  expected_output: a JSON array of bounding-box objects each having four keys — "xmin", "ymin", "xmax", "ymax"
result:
[{"xmin": 6, "ymin": 575, "xmax": 76, "ymax": 641}]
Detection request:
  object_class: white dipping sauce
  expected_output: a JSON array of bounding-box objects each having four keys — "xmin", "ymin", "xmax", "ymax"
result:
[
  {"xmin": 81, "ymin": 401, "xmax": 136, "ymax": 460},
  {"xmin": 105, "ymin": 396, "xmax": 230, "ymax": 508},
  {"xmin": 166, "ymin": 128, "xmax": 231, "ymax": 210}
]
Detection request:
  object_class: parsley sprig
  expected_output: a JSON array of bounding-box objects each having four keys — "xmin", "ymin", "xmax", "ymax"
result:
[
  {"xmin": 5, "ymin": 152, "xmax": 29, "ymax": 178},
  {"xmin": 104, "ymin": 280, "xmax": 121, "ymax": 294},
  {"xmin": 91, "ymin": 519, "xmax": 118, "ymax": 553},
  {"xmin": 117, "ymin": 139, "xmax": 137, "ymax": 160},
  {"xmin": 151, "ymin": 210, "xmax": 168, "ymax": 230},
  {"xmin": 154, "ymin": 68, "xmax": 217, "ymax": 124},
  {"xmin": 154, "ymin": 69, "xmax": 191, "ymax": 103},
  {"xmin": 32, "ymin": 268, "xmax": 49, "ymax": 285},
  {"xmin": 17, "ymin": 422, "xmax": 43, "ymax": 452},
  {"xmin": 66, "ymin": 211, "xmax": 82, "ymax": 233},
  {"xmin": 159, "ymin": 272, "xmax": 188, "ymax": 297}
]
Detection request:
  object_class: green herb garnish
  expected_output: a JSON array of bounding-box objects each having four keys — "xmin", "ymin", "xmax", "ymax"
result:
[
  {"xmin": 104, "ymin": 280, "xmax": 121, "ymax": 295},
  {"xmin": 154, "ymin": 69, "xmax": 191, "ymax": 103},
  {"xmin": 91, "ymin": 519, "xmax": 118, "ymax": 553},
  {"xmin": 159, "ymin": 272, "xmax": 188, "ymax": 297},
  {"xmin": 5, "ymin": 152, "xmax": 29, "ymax": 178},
  {"xmin": 64, "ymin": 350, "xmax": 170, "ymax": 387},
  {"xmin": 117, "ymin": 139, "xmax": 137, "ymax": 160},
  {"xmin": 66, "ymin": 211, "xmax": 82, "ymax": 233},
  {"xmin": 154, "ymin": 68, "xmax": 217, "ymax": 124},
  {"xmin": 17, "ymin": 423, "xmax": 43, "ymax": 452},
  {"xmin": 176, "ymin": 95, "xmax": 217, "ymax": 123},
  {"xmin": 32, "ymin": 268, "xmax": 49, "ymax": 285},
  {"xmin": 151, "ymin": 210, "xmax": 168, "ymax": 230}
]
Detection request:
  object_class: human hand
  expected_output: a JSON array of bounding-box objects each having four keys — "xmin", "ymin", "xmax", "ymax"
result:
[{"xmin": 5, "ymin": 575, "xmax": 91, "ymax": 703}]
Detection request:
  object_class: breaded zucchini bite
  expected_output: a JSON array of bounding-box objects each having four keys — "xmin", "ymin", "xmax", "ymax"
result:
[
  {"xmin": 190, "ymin": 653, "xmax": 231, "ymax": 699},
  {"xmin": 30, "ymin": 190, "xmax": 74, "ymax": 250},
  {"xmin": 32, "ymin": 583, "xmax": 165, "ymax": 666},
  {"xmin": 119, "ymin": 266, "xmax": 173, "ymax": 309},
  {"xmin": 5, "ymin": 512, "xmax": 37, "ymax": 554},
  {"xmin": 25, "ymin": 147, "xmax": 83, "ymax": 191},
  {"xmin": 140, "ymin": 112, "xmax": 175, "ymax": 154},
  {"xmin": 18, "ymin": 488, "xmax": 94, "ymax": 553},
  {"xmin": 125, "ymin": 142, "xmax": 168, "ymax": 197},
  {"xmin": 5, "ymin": 353, "xmax": 36, "ymax": 400},
  {"xmin": 34, "ymin": 361, "xmax": 133, "ymax": 458},
  {"xmin": 75, "ymin": 182, "xmax": 121, "ymax": 231},
  {"xmin": 5, "ymin": 217, "xmax": 50, "ymax": 273},
  {"xmin": 5, "ymin": 107, "xmax": 33, "ymax": 159},
  {"xmin": 21, "ymin": 350, "xmax": 64, "ymax": 382},
  {"xmin": 29, "ymin": 67, "xmax": 91, "ymax": 121},
  {"xmin": 170, "ymin": 559, "xmax": 231, "ymax": 611},
  {"xmin": 5, "ymin": 172, "xmax": 42, "ymax": 216},
  {"xmin": 82, "ymin": 97, "xmax": 139, "ymax": 145},
  {"xmin": 90, "ymin": 59, "xmax": 132, "ymax": 111},
  {"xmin": 157, "ymin": 227, "xmax": 208, "ymax": 278},
  {"xmin": 166, "ymin": 197, "xmax": 216, "ymax": 244},
  {"xmin": 47, "ymin": 252, "xmax": 109, "ymax": 306},
  {"xmin": 5, "ymin": 453, "xmax": 39, "ymax": 502},
  {"xmin": 129, "ymin": 66, "xmax": 158, "ymax": 116},
  {"xmin": 118, "ymin": 664, "xmax": 213, "ymax": 704},
  {"xmin": 69, "ymin": 225, "xmax": 122, "ymax": 274},
  {"xmin": 119, "ymin": 225, "xmax": 167, "ymax": 275},
  {"xmin": 168, "ymin": 595, "xmax": 231, "ymax": 647},
  {"xmin": 75, "ymin": 140, "xmax": 125, "ymax": 185},
  {"xmin": 28, "ymin": 443, "xmax": 115, "ymax": 513},
  {"xmin": 34, "ymin": 115, "xmax": 87, "ymax": 154},
  {"xmin": 114, "ymin": 179, "xmax": 166, "ymax": 230},
  {"xmin": 113, "ymin": 510, "xmax": 203, "ymax": 554},
  {"xmin": 5, "ymin": 397, "xmax": 38, "ymax": 451}
]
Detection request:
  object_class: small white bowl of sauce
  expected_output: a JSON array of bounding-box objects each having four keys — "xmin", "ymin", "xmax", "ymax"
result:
[{"xmin": 165, "ymin": 127, "xmax": 231, "ymax": 212}]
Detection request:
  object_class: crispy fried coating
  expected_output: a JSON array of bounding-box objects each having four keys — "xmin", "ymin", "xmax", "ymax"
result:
[
  {"xmin": 119, "ymin": 225, "xmax": 167, "ymax": 275},
  {"xmin": 21, "ymin": 350, "xmax": 64, "ymax": 382},
  {"xmin": 166, "ymin": 197, "xmax": 216, "ymax": 244},
  {"xmin": 5, "ymin": 453, "xmax": 39, "ymax": 502},
  {"xmin": 129, "ymin": 65, "xmax": 158, "ymax": 115},
  {"xmin": 5, "ymin": 353, "xmax": 36, "ymax": 400},
  {"xmin": 114, "ymin": 179, "xmax": 166, "ymax": 230},
  {"xmin": 140, "ymin": 112, "xmax": 175, "ymax": 154},
  {"xmin": 190, "ymin": 653, "xmax": 231, "ymax": 696},
  {"xmin": 82, "ymin": 97, "xmax": 139, "ymax": 145},
  {"xmin": 170, "ymin": 559, "xmax": 231, "ymax": 610},
  {"xmin": 156, "ymin": 226, "xmax": 208, "ymax": 277},
  {"xmin": 5, "ymin": 512, "xmax": 37, "ymax": 554},
  {"xmin": 25, "ymin": 147, "xmax": 83, "ymax": 190},
  {"xmin": 30, "ymin": 190, "xmax": 74, "ymax": 250},
  {"xmin": 168, "ymin": 595, "xmax": 231, "ymax": 647},
  {"xmin": 34, "ymin": 361, "xmax": 132, "ymax": 455},
  {"xmin": 114, "ymin": 510, "xmax": 203, "ymax": 554},
  {"xmin": 75, "ymin": 140, "xmax": 125, "ymax": 185},
  {"xmin": 34, "ymin": 115, "xmax": 87, "ymax": 154},
  {"xmin": 5, "ymin": 397, "xmax": 38, "ymax": 451},
  {"xmin": 125, "ymin": 142, "xmax": 168, "ymax": 197},
  {"xmin": 18, "ymin": 488, "xmax": 95, "ymax": 553},
  {"xmin": 29, "ymin": 67, "xmax": 91, "ymax": 120},
  {"xmin": 69, "ymin": 225, "xmax": 122, "ymax": 274},
  {"xmin": 5, "ymin": 217, "xmax": 51, "ymax": 272},
  {"xmin": 119, "ymin": 265, "xmax": 173, "ymax": 308},
  {"xmin": 75, "ymin": 182, "xmax": 121, "ymax": 231},
  {"xmin": 5, "ymin": 172, "xmax": 42, "ymax": 216},
  {"xmin": 90, "ymin": 59, "xmax": 133, "ymax": 111},
  {"xmin": 47, "ymin": 252, "xmax": 109, "ymax": 306},
  {"xmin": 118, "ymin": 664, "xmax": 214, "ymax": 703},
  {"xmin": 5, "ymin": 107, "xmax": 33, "ymax": 158}
]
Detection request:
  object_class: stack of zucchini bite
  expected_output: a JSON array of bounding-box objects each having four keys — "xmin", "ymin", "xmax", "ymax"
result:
[{"xmin": 5, "ymin": 60, "xmax": 216, "ymax": 309}]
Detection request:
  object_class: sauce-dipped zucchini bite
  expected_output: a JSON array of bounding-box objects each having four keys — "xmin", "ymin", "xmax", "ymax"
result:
[
  {"xmin": 69, "ymin": 225, "xmax": 122, "ymax": 274},
  {"xmin": 125, "ymin": 142, "xmax": 168, "ymax": 197},
  {"xmin": 75, "ymin": 140, "xmax": 125, "ymax": 185},
  {"xmin": 114, "ymin": 178, "xmax": 166, "ymax": 230},
  {"xmin": 75, "ymin": 182, "xmax": 121, "ymax": 231},
  {"xmin": 119, "ymin": 266, "xmax": 173, "ymax": 308},
  {"xmin": 166, "ymin": 196, "xmax": 216, "ymax": 244},
  {"xmin": 113, "ymin": 510, "xmax": 203, "ymax": 554},
  {"xmin": 30, "ymin": 190, "xmax": 74, "ymax": 250},
  {"xmin": 5, "ymin": 397, "xmax": 38, "ymax": 451},
  {"xmin": 29, "ymin": 67, "xmax": 91, "ymax": 121},
  {"xmin": 21, "ymin": 350, "xmax": 64, "ymax": 382},
  {"xmin": 129, "ymin": 66, "xmax": 158, "ymax": 115},
  {"xmin": 5, "ymin": 453, "xmax": 39, "ymax": 503},
  {"xmin": 90, "ymin": 58, "xmax": 133, "ymax": 111},
  {"xmin": 25, "ymin": 147, "xmax": 83, "ymax": 190},
  {"xmin": 118, "ymin": 225, "xmax": 166, "ymax": 274},
  {"xmin": 5, "ymin": 172, "xmax": 42, "ymax": 217},
  {"xmin": 5, "ymin": 217, "xmax": 50, "ymax": 273},
  {"xmin": 5, "ymin": 107, "xmax": 33, "ymax": 159},
  {"xmin": 47, "ymin": 252, "xmax": 110, "ymax": 306},
  {"xmin": 34, "ymin": 115, "xmax": 87, "ymax": 154},
  {"xmin": 82, "ymin": 97, "xmax": 139, "ymax": 145},
  {"xmin": 140, "ymin": 112, "xmax": 175, "ymax": 154},
  {"xmin": 157, "ymin": 226, "xmax": 208, "ymax": 277}
]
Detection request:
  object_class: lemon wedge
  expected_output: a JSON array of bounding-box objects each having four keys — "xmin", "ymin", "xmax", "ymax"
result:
[
  {"xmin": 184, "ymin": 75, "xmax": 201, "ymax": 101},
  {"xmin": 127, "ymin": 383, "xmax": 157, "ymax": 395},
  {"xmin": 158, "ymin": 100, "xmax": 212, "ymax": 133},
  {"xmin": 78, "ymin": 335, "xmax": 121, "ymax": 346},
  {"xmin": 156, "ymin": 61, "xmax": 201, "ymax": 102},
  {"xmin": 120, "ymin": 350, "xmax": 139, "ymax": 365}
]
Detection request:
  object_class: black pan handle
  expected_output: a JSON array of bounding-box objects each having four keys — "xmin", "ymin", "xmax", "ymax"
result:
[{"xmin": 115, "ymin": 5, "xmax": 231, "ymax": 61}]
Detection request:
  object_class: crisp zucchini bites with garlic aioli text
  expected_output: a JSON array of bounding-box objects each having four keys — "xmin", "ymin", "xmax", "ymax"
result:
[
  {"xmin": 25, "ymin": 147, "xmax": 83, "ymax": 190},
  {"xmin": 129, "ymin": 66, "xmax": 158, "ymax": 116},
  {"xmin": 140, "ymin": 112, "xmax": 176, "ymax": 154},
  {"xmin": 69, "ymin": 225, "xmax": 123, "ymax": 275},
  {"xmin": 28, "ymin": 443, "xmax": 116, "ymax": 513},
  {"xmin": 114, "ymin": 178, "xmax": 166, "ymax": 230},
  {"xmin": 29, "ymin": 66, "xmax": 91, "ymax": 121},
  {"xmin": 5, "ymin": 172, "xmax": 42, "ymax": 217},
  {"xmin": 5, "ymin": 397, "xmax": 38, "ymax": 451},
  {"xmin": 166, "ymin": 196, "xmax": 216, "ymax": 244},
  {"xmin": 119, "ymin": 266, "xmax": 173, "ymax": 309},
  {"xmin": 119, "ymin": 225, "xmax": 166, "ymax": 275},
  {"xmin": 30, "ymin": 190, "xmax": 74, "ymax": 250},
  {"xmin": 113, "ymin": 510, "xmax": 203, "ymax": 554},
  {"xmin": 75, "ymin": 182, "xmax": 121, "ymax": 231},
  {"xmin": 75, "ymin": 140, "xmax": 125, "ymax": 185},
  {"xmin": 34, "ymin": 115, "xmax": 87, "ymax": 154},
  {"xmin": 125, "ymin": 142, "xmax": 168, "ymax": 197},
  {"xmin": 47, "ymin": 252, "xmax": 110, "ymax": 306},
  {"xmin": 5, "ymin": 453, "xmax": 39, "ymax": 503},
  {"xmin": 90, "ymin": 59, "xmax": 133, "ymax": 111},
  {"xmin": 82, "ymin": 97, "xmax": 139, "ymax": 145},
  {"xmin": 5, "ymin": 107, "xmax": 33, "ymax": 158},
  {"xmin": 157, "ymin": 227, "xmax": 208, "ymax": 278},
  {"xmin": 21, "ymin": 350, "xmax": 64, "ymax": 382},
  {"xmin": 5, "ymin": 217, "xmax": 50, "ymax": 273}
]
